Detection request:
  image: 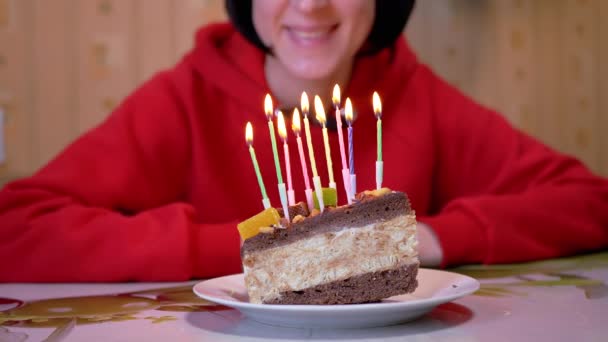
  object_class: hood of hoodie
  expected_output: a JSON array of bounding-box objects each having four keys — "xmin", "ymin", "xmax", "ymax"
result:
[{"xmin": 189, "ymin": 22, "xmax": 419, "ymax": 117}]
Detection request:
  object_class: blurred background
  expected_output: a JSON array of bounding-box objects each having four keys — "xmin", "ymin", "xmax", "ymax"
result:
[{"xmin": 0, "ymin": 0, "xmax": 606, "ymax": 186}]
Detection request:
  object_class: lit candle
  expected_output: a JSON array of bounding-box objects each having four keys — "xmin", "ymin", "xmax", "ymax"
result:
[
  {"xmin": 265, "ymin": 94, "xmax": 290, "ymax": 221},
  {"xmin": 291, "ymin": 108, "xmax": 314, "ymax": 211},
  {"xmin": 245, "ymin": 122, "xmax": 271, "ymax": 209},
  {"xmin": 373, "ymin": 92, "xmax": 383, "ymax": 190},
  {"xmin": 345, "ymin": 98, "xmax": 356, "ymax": 201},
  {"xmin": 333, "ymin": 84, "xmax": 351, "ymax": 204},
  {"xmin": 315, "ymin": 95, "xmax": 336, "ymax": 191},
  {"xmin": 265, "ymin": 94, "xmax": 283, "ymax": 184},
  {"xmin": 301, "ymin": 92, "xmax": 325, "ymax": 212},
  {"xmin": 277, "ymin": 111, "xmax": 295, "ymax": 206}
]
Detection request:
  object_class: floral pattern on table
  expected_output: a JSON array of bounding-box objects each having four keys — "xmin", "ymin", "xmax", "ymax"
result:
[
  {"xmin": 452, "ymin": 252, "xmax": 608, "ymax": 299},
  {"xmin": 0, "ymin": 285, "xmax": 229, "ymax": 330},
  {"xmin": 1, "ymin": 252, "xmax": 607, "ymax": 340}
]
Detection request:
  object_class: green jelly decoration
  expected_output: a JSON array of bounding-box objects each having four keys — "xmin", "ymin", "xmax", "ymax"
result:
[{"xmin": 313, "ymin": 187, "xmax": 338, "ymax": 209}]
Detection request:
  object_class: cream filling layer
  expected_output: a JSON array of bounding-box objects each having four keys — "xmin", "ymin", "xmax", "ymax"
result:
[{"xmin": 243, "ymin": 214, "xmax": 418, "ymax": 304}]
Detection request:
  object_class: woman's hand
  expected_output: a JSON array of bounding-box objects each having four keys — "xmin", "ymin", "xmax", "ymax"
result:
[{"xmin": 417, "ymin": 222, "xmax": 444, "ymax": 267}]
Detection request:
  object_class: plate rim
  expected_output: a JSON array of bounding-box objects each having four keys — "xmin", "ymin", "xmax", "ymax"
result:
[{"xmin": 193, "ymin": 268, "xmax": 480, "ymax": 312}]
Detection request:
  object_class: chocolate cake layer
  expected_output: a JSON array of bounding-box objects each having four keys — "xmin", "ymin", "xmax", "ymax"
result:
[
  {"xmin": 243, "ymin": 214, "xmax": 417, "ymax": 303},
  {"xmin": 265, "ymin": 263, "xmax": 419, "ymax": 305},
  {"xmin": 279, "ymin": 201, "xmax": 310, "ymax": 219},
  {"xmin": 242, "ymin": 192, "xmax": 412, "ymax": 255}
]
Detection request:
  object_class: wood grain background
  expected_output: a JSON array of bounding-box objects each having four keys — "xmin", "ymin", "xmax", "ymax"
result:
[{"xmin": 0, "ymin": 0, "xmax": 606, "ymax": 185}]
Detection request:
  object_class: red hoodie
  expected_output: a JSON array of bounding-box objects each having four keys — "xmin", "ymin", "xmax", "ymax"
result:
[{"xmin": 1, "ymin": 24, "xmax": 607, "ymax": 282}]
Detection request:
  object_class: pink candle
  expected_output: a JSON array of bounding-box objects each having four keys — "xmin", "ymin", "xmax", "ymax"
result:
[
  {"xmin": 277, "ymin": 111, "xmax": 295, "ymax": 205},
  {"xmin": 292, "ymin": 108, "xmax": 314, "ymax": 211},
  {"xmin": 333, "ymin": 85, "xmax": 348, "ymax": 171},
  {"xmin": 333, "ymin": 84, "xmax": 351, "ymax": 204},
  {"xmin": 292, "ymin": 109, "xmax": 311, "ymax": 190}
]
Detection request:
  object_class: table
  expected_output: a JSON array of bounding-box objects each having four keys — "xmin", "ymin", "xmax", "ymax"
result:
[{"xmin": 1, "ymin": 252, "xmax": 607, "ymax": 342}]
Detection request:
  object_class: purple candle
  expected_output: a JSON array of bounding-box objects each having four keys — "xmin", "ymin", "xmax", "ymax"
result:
[{"xmin": 345, "ymin": 98, "xmax": 356, "ymax": 199}]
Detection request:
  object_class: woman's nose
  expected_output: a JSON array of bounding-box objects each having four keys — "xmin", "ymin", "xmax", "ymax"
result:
[{"xmin": 292, "ymin": 0, "xmax": 330, "ymax": 12}]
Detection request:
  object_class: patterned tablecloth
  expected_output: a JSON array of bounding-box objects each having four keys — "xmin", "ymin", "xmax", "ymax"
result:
[{"xmin": 1, "ymin": 252, "xmax": 607, "ymax": 342}]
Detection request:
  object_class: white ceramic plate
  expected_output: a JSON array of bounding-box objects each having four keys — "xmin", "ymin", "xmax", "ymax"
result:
[{"xmin": 193, "ymin": 268, "xmax": 479, "ymax": 329}]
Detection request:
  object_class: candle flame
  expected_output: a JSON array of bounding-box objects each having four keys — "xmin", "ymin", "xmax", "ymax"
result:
[
  {"xmin": 245, "ymin": 122, "xmax": 253, "ymax": 145},
  {"xmin": 264, "ymin": 94, "xmax": 274, "ymax": 120},
  {"xmin": 277, "ymin": 111, "xmax": 287, "ymax": 140},
  {"xmin": 332, "ymin": 84, "xmax": 341, "ymax": 107},
  {"xmin": 373, "ymin": 92, "xmax": 382, "ymax": 119},
  {"xmin": 292, "ymin": 108, "xmax": 301, "ymax": 134},
  {"xmin": 314, "ymin": 95, "xmax": 326, "ymax": 125},
  {"xmin": 301, "ymin": 92, "xmax": 309, "ymax": 115},
  {"xmin": 345, "ymin": 98, "xmax": 353, "ymax": 123}
]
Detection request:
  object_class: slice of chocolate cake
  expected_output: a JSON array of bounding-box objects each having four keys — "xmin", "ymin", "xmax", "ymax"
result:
[{"xmin": 240, "ymin": 190, "xmax": 418, "ymax": 305}]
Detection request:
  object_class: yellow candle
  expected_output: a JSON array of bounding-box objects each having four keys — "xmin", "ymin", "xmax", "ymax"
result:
[
  {"xmin": 301, "ymin": 92, "xmax": 319, "ymax": 178},
  {"xmin": 315, "ymin": 95, "xmax": 335, "ymax": 187},
  {"xmin": 302, "ymin": 92, "xmax": 325, "ymax": 212}
]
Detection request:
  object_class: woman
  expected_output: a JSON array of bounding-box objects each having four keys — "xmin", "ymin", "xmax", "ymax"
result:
[{"xmin": 0, "ymin": 0, "xmax": 606, "ymax": 281}]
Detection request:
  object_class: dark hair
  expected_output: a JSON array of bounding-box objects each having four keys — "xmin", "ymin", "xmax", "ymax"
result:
[{"xmin": 225, "ymin": 0, "xmax": 416, "ymax": 55}]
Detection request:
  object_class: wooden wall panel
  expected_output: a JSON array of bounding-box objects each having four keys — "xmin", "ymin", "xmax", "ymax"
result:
[
  {"xmin": 30, "ymin": 0, "xmax": 77, "ymax": 169},
  {"xmin": 533, "ymin": 0, "xmax": 563, "ymax": 151},
  {"xmin": 173, "ymin": 0, "xmax": 206, "ymax": 60},
  {"xmin": 134, "ymin": 0, "xmax": 174, "ymax": 84},
  {"xmin": 492, "ymin": 0, "xmax": 537, "ymax": 131},
  {"xmin": 0, "ymin": 0, "xmax": 33, "ymax": 178},
  {"xmin": 76, "ymin": 0, "xmax": 137, "ymax": 133},
  {"xmin": 457, "ymin": 2, "xmax": 500, "ymax": 112},
  {"xmin": 559, "ymin": 0, "xmax": 600, "ymax": 173},
  {"xmin": 404, "ymin": 1, "xmax": 432, "ymax": 65},
  {"xmin": 599, "ymin": 0, "xmax": 608, "ymax": 175},
  {"xmin": 173, "ymin": 0, "xmax": 227, "ymax": 60}
]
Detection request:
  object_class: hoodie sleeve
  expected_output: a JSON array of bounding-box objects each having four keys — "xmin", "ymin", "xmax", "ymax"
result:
[
  {"xmin": 0, "ymin": 73, "xmax": 242, "ymax": 281},
  {"xmin": 418, "ymin": 69, "xmax": 608, "ymax": 267}
]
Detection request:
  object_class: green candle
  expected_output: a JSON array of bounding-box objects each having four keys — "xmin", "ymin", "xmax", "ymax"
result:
[
  {"xmin": 249, "ymin": 146, "xmax": 268, "ymax": 197},
  {"xmin": 246, "ymin": 122, "xmax": 270, "ymax": 208},
  {"xmin": 265, "ymin": 94, "xmax": 284, "ymax": 184}
]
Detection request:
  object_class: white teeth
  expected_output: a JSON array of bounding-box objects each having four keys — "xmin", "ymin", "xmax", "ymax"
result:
[{"xmin": 291, "ymin": 29, "xmax": 329, "ymax": 39}]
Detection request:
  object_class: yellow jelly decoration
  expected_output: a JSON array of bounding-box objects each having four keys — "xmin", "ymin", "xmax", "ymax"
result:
[
  {"xmin": 237, "ymin": 208, "xmax": 281, "ymax": 240},
  {"xmin": 313, "ymin": 187, "xmax": 338, "ymax": 209}
]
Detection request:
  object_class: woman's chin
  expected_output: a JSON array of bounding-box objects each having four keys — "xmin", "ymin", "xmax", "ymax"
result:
[{"xmin": 284, "ymin": 63, "xmax": 337, "ymax": 82}]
